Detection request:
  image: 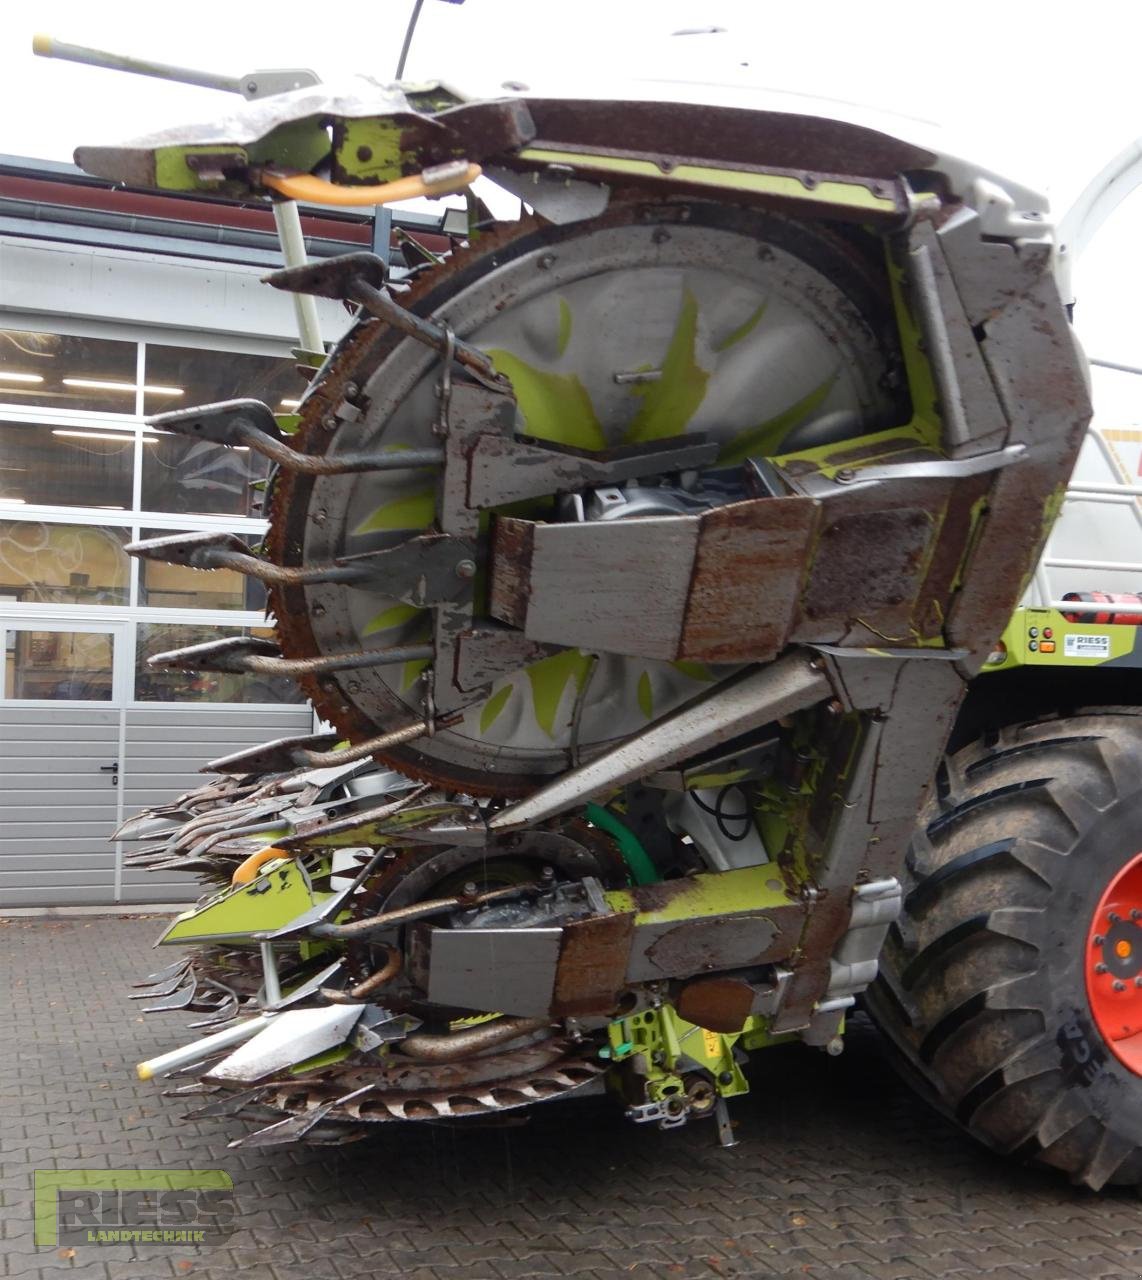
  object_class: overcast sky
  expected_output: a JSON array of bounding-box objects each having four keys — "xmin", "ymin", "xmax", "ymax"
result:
[{"xmin": 1, "ymin": 0, "xmax": 1138, "ymax": 413}]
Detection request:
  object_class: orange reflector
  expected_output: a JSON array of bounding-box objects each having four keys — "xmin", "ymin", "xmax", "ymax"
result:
[{"xmin": 1116, "ymin": 940, "xmax": 1133, "ymax": 959}]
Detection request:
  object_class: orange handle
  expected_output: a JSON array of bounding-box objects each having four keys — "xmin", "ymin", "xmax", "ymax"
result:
[
  {"xmin": 232, "ymin": 845, "xmax": 292, "ymax": 885},
  {"xmin": 262, "ymin": 162, "xmax": 481, "ymax": 207}
]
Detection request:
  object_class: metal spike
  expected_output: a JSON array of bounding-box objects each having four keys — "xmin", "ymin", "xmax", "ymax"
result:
[
  {"xmin": 204, "ymin": 714, "xmax": 462, "ymax": 775},
  {"xmin": 346, "ymin": 277, "xmax": 507, "ymax": 388},
  {"xmin": 146, "ymin": 398, "xmax": 444, "ymax": 475},
  {"xmin": 184, "ymin": 1087, "xmax": 270, "ymax": 1119},
  {"xmin": 139, "ymin": 978, "xmax": 200, "ymax": 1012},
  {"xmin": 147, "ymin": 635, "xmax": 434, "ymax": 677},
  {"xmin": 129, "ymin": 968, "xmax": 194, "ymax": 999},
  {"xmin": 134, "ymin": 957, "xmax": 192, "ymax": 987},
  {"xmin": 127, "ymin": 530, "xmax": 473, "ymax": 599},
  {"xmin": 263, "ymin": 250, "xmax": 388, "ymax": 299},
  {"xmin": 264, "ymin": 253, "xmax": 504, "ymax": 387}
]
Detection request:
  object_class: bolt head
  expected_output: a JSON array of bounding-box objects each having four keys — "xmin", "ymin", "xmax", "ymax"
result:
[
  {"xmin": 1132, "ymin": 910, "xmax": 1142, "ymax": 922},
  {"xmin": 1110, "ymin": 912, "xmax": 1122, "ymax": 924},
  {"xmin": 1095, "ymin": 963, "xmax": 1109, "ymax": 974},
  {"xmin": 826, "ymin": 1037, "xmax": 845, "ymax": 1057},
  {"xmin": 455, "ymin": 559, "xmax": 477, "ymax": 579},
  {"xmin": 1114, "ymin": 981, "xmax": 1127, "ymax": 992},
  {"xmin": 1094, "ymin": 935, "xmax": 1105, "ymax": 946}
]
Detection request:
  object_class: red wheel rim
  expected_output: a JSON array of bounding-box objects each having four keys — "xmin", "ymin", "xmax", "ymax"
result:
[{"xmin": 1086, "ymin": 850, "xmax": 1142, "ymax": 1074}]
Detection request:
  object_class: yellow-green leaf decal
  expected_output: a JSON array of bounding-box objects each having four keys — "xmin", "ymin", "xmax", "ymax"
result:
[
  {"xmin": 487, "ymin": 349, "xmax": 606, "ymax": 451},
  {"xmin": 714, "ymin": 302, "xmax": 767, "ymax": 353},
  {"xmin": 364, "ymin": 603, "xmax": 424, "ymax": 636},
  {"xmin": 525, "ymin": 649, "xmax": 594, "ymax": 738},
  {"xmin": 718, "ymin": 374, "xmax": 837, "ymax": 465},
  {"xmin": 671, "ymin": 660, "xmax": 716, "ymax": 682},
  {"xmin": 637, "ymin": 670, "xmax": 654, "ymax": 719},
  {"xmin": 395, "ymin": 619, "xmax": 432, "ymax": 692},
  {"xmin": 479, "ymin": 684, "xmax": 513, "ymax": 733},
  {"xmin": 557, "ymin": 298, "xmax": 572, "ymax": 357},
  {"xmin": 624, "ymin": 288, "xmax": 709, "ymax": 445},
  {"xmin": 354, "ymin": 489, "xmax": 436, "ymax": 535},
  {"xmin": 400, "ymin": 657, "xmax": 430, "ymax": 692}
]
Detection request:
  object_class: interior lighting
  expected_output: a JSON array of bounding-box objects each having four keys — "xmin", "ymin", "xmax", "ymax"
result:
[
  {"xmin": 52, "ymin": 429, "xmax": 140, "ymax": 443},
  {"xmin": 62, "ymin": 378, "xmax": 136, "ymax": 393}
]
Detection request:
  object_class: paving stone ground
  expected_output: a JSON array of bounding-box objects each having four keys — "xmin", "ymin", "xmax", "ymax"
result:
[{"xmin": 2, "ymin": 914, "xmax": 1140, "ymax": 1280}]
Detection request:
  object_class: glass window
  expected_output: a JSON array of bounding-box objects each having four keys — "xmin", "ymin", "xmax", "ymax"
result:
[
  {"xmin": 135, "ymin": 622, "xmax": 304, "ymax": 705},
  {"xmin": 0, "ymin": 329, "xmax": 138, "ymax": 414},
  {"xmin": 4, "ymin": 629, "xmax": 114, "ymax": 701},
  {"xmin": 140, "ymin": 431, "xmax": 270, "ymax": 518},
  {"xmin": 0, "ymin": 522, "xmax": 129, "ymax": 605},
  {"xmin": 137, "ymin": 528, "xmax": 266, "ymax": 611},
  {"xmin": 142, "ymin": 344, "xmax": 302, "ymax": 416},
  {"xmin": 0, "ymin": 420, "xmax": 134, "ymax": 510}
]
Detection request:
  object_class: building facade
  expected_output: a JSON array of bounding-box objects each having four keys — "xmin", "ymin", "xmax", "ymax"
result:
[{"xmin": 0, "ymin": 157, "xmax": 442, "ymax": 907}]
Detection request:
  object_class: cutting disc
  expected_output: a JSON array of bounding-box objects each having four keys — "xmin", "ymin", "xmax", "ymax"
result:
[{"xmin": 267, "ymin": 200, "xmax": 903, "ymax": 793}]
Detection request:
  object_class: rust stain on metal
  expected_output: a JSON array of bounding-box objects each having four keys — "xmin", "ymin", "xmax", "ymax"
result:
[
  {"xmin": 641, "ymin": 913, "xmax": 787, "ymax": 978},
  {"xmin": 680, "ymin": 496, "xmax": 816, "ymax": 662},
  {"xmin": 551, "ymin": 911, "xmax": 635, "ymax": 1016},
  {"xmin": 488, "ymin": 516, "xmax": 535, "ymax": 629},
  {"xmin": 629, "ymin": 877, "xmax": 699, "ymax": 913},
  {"xmin": 675, "ymin": 975, "xmax": 755, "ymax": 1033}
]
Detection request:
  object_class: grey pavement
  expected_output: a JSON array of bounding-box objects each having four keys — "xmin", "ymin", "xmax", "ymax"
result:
[{"xmin": 1, "ymin": 914, "xmax": 1140, "ymax": 1280}]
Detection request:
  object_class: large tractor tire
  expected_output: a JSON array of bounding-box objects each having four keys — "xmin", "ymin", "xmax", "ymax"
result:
[{"xmin": 866, "ymin": 711, "xmax": 1142, "ymax": 1188}]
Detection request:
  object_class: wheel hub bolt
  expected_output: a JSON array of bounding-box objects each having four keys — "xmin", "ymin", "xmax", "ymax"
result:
[
  {"xmin": 1110, "ymin": 912, "xmax": 1122, "ymax": 924},
  {"xmin": 1114, "ymin": 981, "xmax": 1127, "ymax": 992},
  {"xmin": 1095, "ymin": 963, "xmax": 1109, "ymax": 974},
  {"xmin": 1094, "ymin": 935, "xmax": 1105, "ymax": 946},
  {"xmin": 1133, "ymin": 910, "xmax": 1142, "ymax": 921}
]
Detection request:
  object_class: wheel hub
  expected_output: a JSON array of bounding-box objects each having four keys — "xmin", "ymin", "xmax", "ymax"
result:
[{"xmin": 1086, "ymin": 850, "xmax": 1142, "ymax": 1073}]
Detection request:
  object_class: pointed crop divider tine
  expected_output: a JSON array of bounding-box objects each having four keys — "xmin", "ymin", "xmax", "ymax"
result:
[
  {"xmin": 264, "ymin": 250, "xmax": 388, "ymax": 300},
  {"xmin": 204, "ymin": 711, "xmax": 463, "ymax": 775},
  {"xmin": 205, "ymin": 732, "xmax": 343, "ymax": 775},
  {"xmin": 147, "ymin": 635, "xmax": 435, "ymax": 678},
  {"xmin": 140, "ymin": 978, "xmax": 201, "ymax": 1013},
  {"xmin": 188, "ymin": 1005, "xmax": 241, "ymax": 1031},
  {"xmin": 129, "ymin": 967, "xmax": 195, "ymax": 999},
  {"xmin": 230, "ymin": 1084, "xmax": 374, "ymax": 1146},
  {"xmin": 163, "ymin": 1083, "xmax": 220, "ymax": 1097},
  {"xmin": 232, "ymin": 1108, "xmax": 336, "ymax": 1147},
  {"xmin": 183, "ymin": 1086, "xmax": 270, "ymax": 1120},
  {"xmin": 146, "ymin": 396, "xmax": 444, "ymax": 476},
  {"xmin": 135, "ymin": 957, "xmax": 192, "ymax": 987},
  {"xmin": 128, "ymin": 530, "xmax": 474, "ymax": 598},
  {"xmin": 344, "ymin": 277, "xmax": 508, "ymax": 390}
]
